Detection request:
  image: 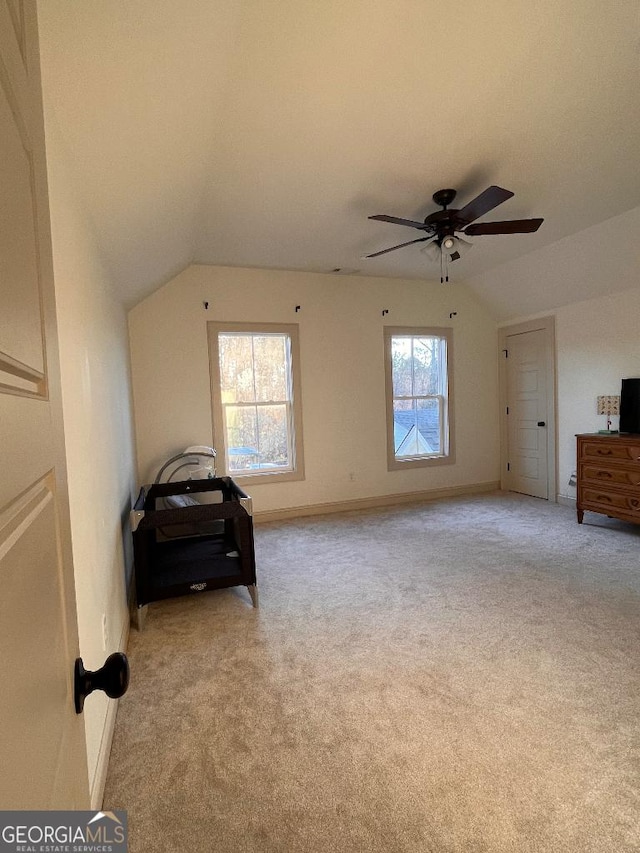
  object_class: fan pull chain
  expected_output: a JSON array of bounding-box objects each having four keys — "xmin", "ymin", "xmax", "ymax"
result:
[{"xmin": 440, "ymin": 248, "xmax": 449, "ymax": 284}]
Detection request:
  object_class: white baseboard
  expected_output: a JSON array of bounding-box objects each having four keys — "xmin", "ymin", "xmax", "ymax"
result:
[
  {"xmin": 557, "ymin": 494, "xmax": 576, "ymax": 508},
  {"xmin": 253, "ymin": 481, "xmax": 501, "ymax": 524},
  {"xmin": 90, "ymin": 613, "xmax": 130, "ymax": 809}
]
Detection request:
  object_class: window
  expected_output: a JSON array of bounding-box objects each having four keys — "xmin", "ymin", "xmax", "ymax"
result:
[
  {"xmin": 384, "ymin": 326, "xmax": 454, "ymax": 470},
  {"xmin": 208, "ymin": 322, "xmax": 304, "ymax": 483}
]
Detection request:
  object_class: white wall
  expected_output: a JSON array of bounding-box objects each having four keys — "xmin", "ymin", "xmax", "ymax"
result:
[
  {"xmin": 554, "ymin": 287, "xmax": 640, "ymax": 500},
  {"xmin": 41, "ymin": 108, "xmax": 137, "ymax": 801},
  {"xmin": 471, "ymin": 206, "xmax": 640, "ymax": 322},
  {"xmin": 128, "ymin": 265, "xmax": 500, "ymax": 513}
]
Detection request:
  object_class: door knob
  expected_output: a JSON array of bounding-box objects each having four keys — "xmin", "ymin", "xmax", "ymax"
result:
[
  {"xmin": 74, "ymin": 652, "xmax": 130, "ymax": 714},
  {"xmin": 537, "ymin": 421, "xmax": 546, "ymax": 427}
]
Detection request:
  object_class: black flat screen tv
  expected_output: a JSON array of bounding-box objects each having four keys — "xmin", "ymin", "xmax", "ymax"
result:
[{"xmin": 619, "ymin": 378, "xmax": 640, "ymax": 434}]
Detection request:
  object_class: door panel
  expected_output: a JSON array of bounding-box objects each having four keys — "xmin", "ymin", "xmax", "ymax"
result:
[
  {"xmin": 506, "ymin": 328, "xmax": 549, "ymax": 499},
  {"xmin": 0, "ymin": 0, "xmax": 89, "ymax": 808},
  {"xmin": 0, "ymin": 76, "xmax": 43, "ymax": 375},
  {"xmin": 1, "ymin": 477, "xmax": 70, "ymax": 804}
]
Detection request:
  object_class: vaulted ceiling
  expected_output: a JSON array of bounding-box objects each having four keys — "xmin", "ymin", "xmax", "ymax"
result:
[{"xmin": 38, "ymin": 0, "xmax": 640, "ymax": 310}]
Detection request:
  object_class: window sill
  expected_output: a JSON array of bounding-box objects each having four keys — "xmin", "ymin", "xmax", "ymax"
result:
[
  {"xmin": 388, "ymin": 453, "xmax": 455, "ymax": 471},
  {"xmin": 226, "ymin": 468, "xmax": 305, "ymax": 487}
]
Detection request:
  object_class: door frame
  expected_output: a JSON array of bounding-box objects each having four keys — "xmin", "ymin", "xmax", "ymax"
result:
[{"xmin": 498, "ymin": 316, "xmax": 557, "ymax": 500}]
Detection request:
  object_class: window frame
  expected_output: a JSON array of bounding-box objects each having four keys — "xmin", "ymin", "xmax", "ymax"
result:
[
  {"xmin": 383, "ymin": 326, "xmax": 455, "ymax": 471},
  {"xmin": 207, "ymin": 321, "xmax": 305, "ymax": 485}
]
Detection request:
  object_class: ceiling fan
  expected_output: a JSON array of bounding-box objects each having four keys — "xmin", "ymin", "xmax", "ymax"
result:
[{"xmin": 364, "ymin": 186, "xmax": 543, "ymax": 281}]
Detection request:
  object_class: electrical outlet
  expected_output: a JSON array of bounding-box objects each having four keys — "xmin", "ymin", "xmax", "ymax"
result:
[{"xmin": 101, "ymin": 613, "xmax": 108, "ymax": 651}]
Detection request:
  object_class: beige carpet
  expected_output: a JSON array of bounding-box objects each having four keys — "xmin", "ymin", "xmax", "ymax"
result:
[{"xmin": 104, "ymin": 492, "xmax": 640, "ymax": 852}]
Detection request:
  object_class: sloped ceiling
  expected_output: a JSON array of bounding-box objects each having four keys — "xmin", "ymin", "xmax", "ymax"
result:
[{"xmin": 37, "ymin": 0, "xmax": 640, "ymax": 311}]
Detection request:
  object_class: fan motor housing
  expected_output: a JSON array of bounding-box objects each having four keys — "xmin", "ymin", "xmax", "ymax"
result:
[
  {"xmin": 432, "ymin": 188, "xmax": 457, "ymax": 208},
  {"xmin": 425, "ymin": 189, "xmax": 465, "ymax": 233},
  {"xmin": 423, "ymin": 208, "xmax": 461, "ymax": 232}
]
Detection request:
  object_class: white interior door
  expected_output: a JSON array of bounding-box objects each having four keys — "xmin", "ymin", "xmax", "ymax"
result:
[
  {"xmin": 505, "ymin": 328, "xmax": 549, "ymax": 499},
  {"xmin": 0, "ymin": 0, "xmax": 89, "ymax": 808}
]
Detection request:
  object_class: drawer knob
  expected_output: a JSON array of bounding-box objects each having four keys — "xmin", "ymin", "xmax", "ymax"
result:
[
  {"xmin": 596, "ymin": 471, "xmax": 613, "ymax": 478},
  {"xmin": 597, "ymin": 449, "xmax": 613, "ymax": 456},
  {"xmin": 596, "ymin": 494, "xmax": 612, "ymax": 503}
]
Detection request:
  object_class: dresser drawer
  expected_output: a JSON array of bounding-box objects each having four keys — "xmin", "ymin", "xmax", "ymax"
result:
[
  {"xmin": 579, "ymin": 440, "xmax": 640, "ymax": 463},
  {"xmin": 579, "ymin": 463, "xmax": 640, "ymax": 489},
  {"xmin": 580, "ymin": 486, "xmax": 640, "ymax": 518}
]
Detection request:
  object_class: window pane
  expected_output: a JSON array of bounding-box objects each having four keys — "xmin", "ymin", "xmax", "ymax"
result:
[
  {"xmin": 219, "ymin": 335, "xmax": 255, "ymax": 404},
  {"xmin": 253, "ymin": 335, "xmax": 288, "ymax": 402},
  {"xmin": 417, "ymin": 398, "xmax": 441, "ymax": 454},
  {"xmin": 225, "ymin": 405, "xmax": 258, "ymax": 472},
  {"xmin": 391, "ymin": 337, "xmax": 413, "ymax": 397},
  {"xmin": 413, "ymin": 337, "xmax": 439, "ymax": 396},
  {"xmin": 393, "ymin": 398, "xmax": 417, "ymax": 455},
  {"xmin": 257, "ymin": 404, "xmax": 290, "ymax": 468},
  {"xmin": 393, "ymin": 397, "xmax": 441, "ymax": 458}
]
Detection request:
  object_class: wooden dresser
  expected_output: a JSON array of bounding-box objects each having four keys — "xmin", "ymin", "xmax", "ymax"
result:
[{"xmin": 576, "ymin": 433, "xmax": 640, "ymax": 525}]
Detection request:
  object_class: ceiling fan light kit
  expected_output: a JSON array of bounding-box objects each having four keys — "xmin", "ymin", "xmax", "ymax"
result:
[
  {"xmin": 420, "ymin": 234, "xmax": 474, "ymax": 282},
  {"xmin": 365, "ymin": 185, "xmax": 543, "ymax": 282}
]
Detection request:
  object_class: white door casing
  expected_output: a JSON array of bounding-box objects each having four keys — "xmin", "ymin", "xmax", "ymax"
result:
[
  {"xmin": 506, "ymin": 329, "xmax": 548, "ymax": 498},
  {"xmin": 499, "ymin": 317, "xmax": 556, "ymax": 501},
  {"xmin": 0, "ymin": 0, "xmax": 90, "ymax": 808}
]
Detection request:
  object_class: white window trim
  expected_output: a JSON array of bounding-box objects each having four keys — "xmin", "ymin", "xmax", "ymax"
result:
[
  {"xmin": 207, "ymin": 321, "xmax": 305, "ymax": 485},
  {"xmin": 384, "ymin": 326, "xmax": 455, "ymax": 471}
]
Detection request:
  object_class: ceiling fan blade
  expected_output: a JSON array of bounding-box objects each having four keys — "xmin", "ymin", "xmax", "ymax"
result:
[
  {"xmin": 464, "ymin": 218, "xmax": 543, "ymax": 236},
  {"xmin": 363, "ymin": 236, "xmax": 433, "ymax": 258},
  {"xmin": 369, "ymin": 214, "xmax": 430, "ymax": 230},
  {"xmin": 456, "ymin": 186, "xmax": 514, "ymax": 225}
]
